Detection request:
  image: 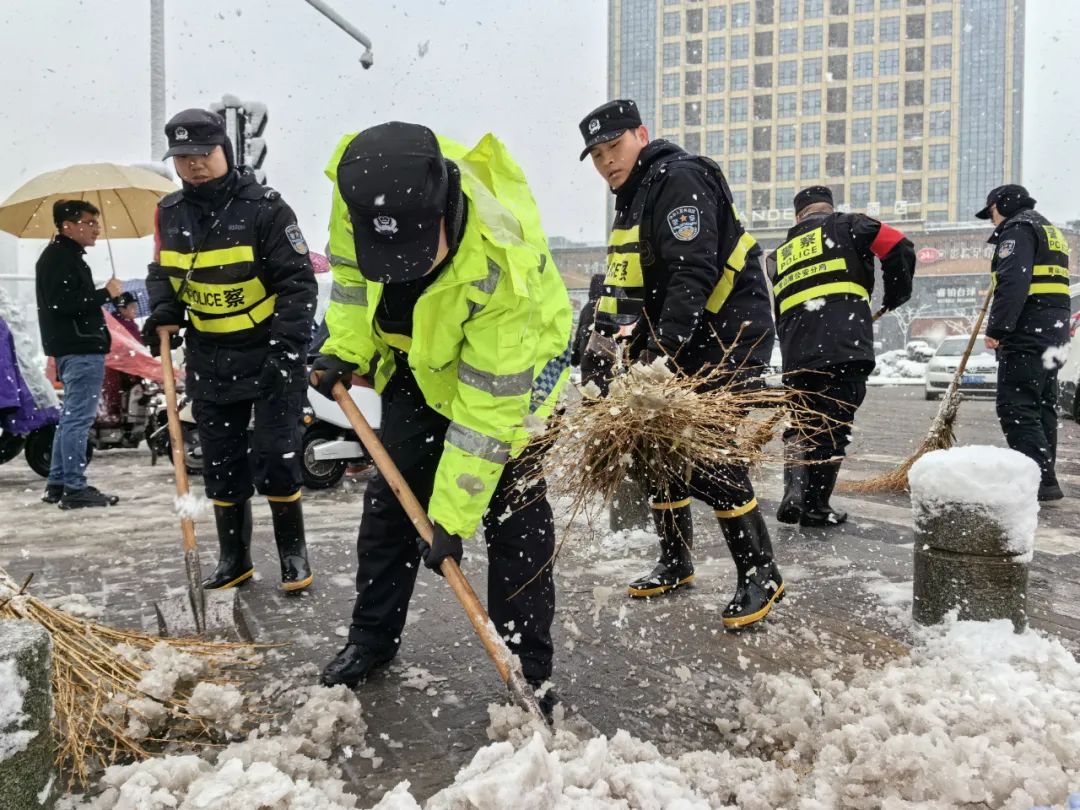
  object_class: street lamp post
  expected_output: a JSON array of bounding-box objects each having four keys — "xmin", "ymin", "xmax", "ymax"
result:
[{"xmin": 302, "ymin": 0, "xmax": 375, "ymax": 68}]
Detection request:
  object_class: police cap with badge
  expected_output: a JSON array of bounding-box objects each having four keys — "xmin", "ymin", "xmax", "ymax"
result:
[
  {"xmin": 162, "ymin": 109, "xmax": 227, "ymax": 159},
  {"xmin": 578, "ymin": 99, "xmax": 643, "ymax": 160},
  {"xmin": 975, "ymin": 184, "xmax": 1036, "ymax": 220}
]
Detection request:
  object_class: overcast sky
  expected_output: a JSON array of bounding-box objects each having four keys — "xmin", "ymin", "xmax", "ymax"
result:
[{"xmin": 0, "ymin": 0, "xmax": 1076, "ymax": 280}]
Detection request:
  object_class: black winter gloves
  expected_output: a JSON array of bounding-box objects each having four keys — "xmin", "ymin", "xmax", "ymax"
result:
[
  {"xmin": 417, "ymin": 523, "xmax": 463, "ymax": 575},
  {"xmin": 309, "ymin": 354, "xmax": 358, "ymax": 398}
]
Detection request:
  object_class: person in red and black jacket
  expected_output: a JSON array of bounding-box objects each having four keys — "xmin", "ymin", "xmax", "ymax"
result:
[{"xmin": 769, "ymin": 186, "xmax": 915, "ymax": 527}]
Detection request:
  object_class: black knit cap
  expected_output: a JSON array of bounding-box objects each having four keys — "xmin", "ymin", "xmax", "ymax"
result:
[
  {"xmin": 793, "ymin": 186, "xmax": 834, "ymax": 214},
  {"xmin": 975, "ymin": 184, "xmax": 1036, "ymax": 220}
]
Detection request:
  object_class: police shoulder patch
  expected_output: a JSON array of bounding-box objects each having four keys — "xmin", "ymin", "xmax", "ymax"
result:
[
  {"xmin": 998, "ymin": 239, "xmax": 1015, "ymax": 259},
  {"xmin": 666, "ymin": 205, "xmax": 700, "ymax": 241},
  {"xmin": 285, "ymin": 224, "xmax": 308, "ymax": 255}
]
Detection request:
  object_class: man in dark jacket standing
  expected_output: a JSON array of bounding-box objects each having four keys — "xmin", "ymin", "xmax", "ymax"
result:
[
  {"xmin": 35, "ymin": 200, "xmax": 123, "ymax": 508},
  {"xmin": 144, "ymin": 109, "xmax": 317, "ymax": 592},
  {"xmin": 579, "ymin": 99, "xmax": 781, "ymax": 629},
  {"xmin": 771, "ymin": 187, "xmax": 916, "ymax": 526},
  {"xmin": 977, "ymin": 185, "xmax": 1070, "ymax": 502}
]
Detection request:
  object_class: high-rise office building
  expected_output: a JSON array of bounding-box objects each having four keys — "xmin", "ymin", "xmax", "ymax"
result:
[{"xmin": 607, "ymin": 0, "xmax": 1024, "ymax": 225}]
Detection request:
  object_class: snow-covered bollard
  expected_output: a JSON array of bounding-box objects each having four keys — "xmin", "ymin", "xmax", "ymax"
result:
[
  {"xmin": 909, "ymin": 446, "xmax": 1039, "ymax": 632},
  {"xmin": 0, "ymin": 620, "xmax": 56, "ymax": 809}
]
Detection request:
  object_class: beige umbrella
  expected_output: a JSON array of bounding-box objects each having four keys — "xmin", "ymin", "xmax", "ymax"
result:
[{"xmin": 0, "ymin": 162, "xmax": 177, "ymax": 273}]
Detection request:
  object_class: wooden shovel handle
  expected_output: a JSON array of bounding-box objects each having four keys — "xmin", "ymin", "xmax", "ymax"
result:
[{"xmin": 159, "ymin": 329, "xmax": 197, "ymax": 554}]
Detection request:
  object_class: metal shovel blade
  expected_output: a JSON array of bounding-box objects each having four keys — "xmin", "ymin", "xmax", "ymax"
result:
[{"xmin": 154, "ymin": 588, "xmax": 252, "ymax": 642}]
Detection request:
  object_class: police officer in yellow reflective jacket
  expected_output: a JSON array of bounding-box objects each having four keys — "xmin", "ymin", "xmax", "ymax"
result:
[
  {"xmin": 579, "ymin": 99, "xmax": 782, "ymax": 630},
  {"xmin": 977, "ymin": 185, "xmax": 1071, "ymax": 502},
  {"xmin": 771, "ymin": 186, "xmax": 915, "ymax": 527},
  {"xmin": 144, "ymin": 109, "xmax": 318, "ymax": 593},
  {"xmin": 312, "ymin": 123, "xmax": 572, "ymax": 707}
]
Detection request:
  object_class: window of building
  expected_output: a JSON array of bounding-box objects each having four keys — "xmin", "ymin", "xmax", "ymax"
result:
[
  {"xmin": 685, "ymin": 132, "xmax": 701, "ymax": 153},
  {"xmin": 664, "ymin": 11, "xmax": 681, "ymax": 36},
  {"xmin": 728, "ymin": 159, "xmax": 748, "ymax": 182},
  {"xmin": 779, "ymin": 60, "xmax": 798, "ymax": 85},
  {"xmin": 802, "ymin": 89, "xmax": 821, "ymax": 115},
  {"xmin": 780, "ymin": 0, "xmax": 799, "ymax": 22},
  {"xmin": 754, "ymin": 95, "xmax": 773, "ymax": 119},
  {"xmin": 931, "ymin": 10, "xmax": 951, "ymax": 36},
  {"xmin": 756, "ymin": 0, "xmax": 776, "ymax": 24},
  {"xmin": 880, "ymin": 0, "xmax": 899, "ymax": 7},
  {"xmin": 877, "ymin": 181, "xmax": 896, "ymax": 205},
  {"xmin": 709, "ymin": 36, "xmax": 726, "ymax": 61},
  {"xmin": 730, "ymin": 98, "xmax": 749, "ymax": 122},
  {"xmin": 877, "ymin": 115, "xmax": 897, "ymax": 141},
  {"xmin": 851, "ymin": 150, "xmax": 871, "ymax": 175},
  {"xmin": 803, "ymin": 25, "xmax": 823, "ymax": 50},
  {"xmin": 928, "ymin": 177, "xmax": 949, "ymax": 203},
  {"xmin": 687, "ymin": 8, "xmax": 704, "ymax": 33},
  {"xmin": 663, "ymin": 42, "xmax": 681, "ymax": 68},
  {"xmin": 779, "ymin": 29, "xmax": 799, "ymax": 54},
  {"xmin": 776, "ymin": 156, "xmax": 796, "ymax": 181},
  {"xmin": 905, "ymin": 80, "xmax": 924, "ymax": 106},
  {"xmin": 854, "ymin": 20, "xmax": 874, "ymax": 44},
  {"xmin": 929, "ymin": 109, "xmax": 950, "ymax": 137},
  {"xmin": 906, "ymin": 47, "xmax": 924, "ymax": 72},
  {"xmin": 732, "ymin": 2, "xmax": 751, "ymax": 27},
  {"xmin": 753, "ymin": 189, "xmax": 772, "ymax": 210},
  {"xmin": 686, "ymin": 71, "xmax": 702, "ymax": 95},
  {"xmin": 879, "ymin": 49, "xmax": 899, "ymax": 75},
  {"xmin": 852, "ymin": 117, "xmax": 872, "ymax": 143},
  {"xmin": 827, "ymin": 119, "xmax": 846, "ymax": 145},
  {"xmin": 756, "ymin": 31, "xmax": 774, "ymax": 57},
  {"xmin": 928, "ymin": 143, "xmax": 949, "ymax": 170},
  {"xmin": 853, "ymin": 51, "xmax": 874, "ymax": 78},
  {"xmin": 708, "ymin": 6, "xmax": 727, "ymax": 29},
  {"xmin": 803, "ymin": 57, "xmax": 822, "ymax": 83},
  {"xmin": 877, "ymin": 148, "xmax": 897, "ymax": 173},
  {"xmin": 853, "ymin": 84, "xmax": 873, "ymax": 111},
  {"xmin": 879, "ymin": 17, "xmax": 900, "ymax": 41},
  {"xmin": 753, "ymin": 126, "xmax": 772, "ymax": 151},
  {"xmin": 878, "ymin": 81, "xmax": 898, "ymax": 107},
  {"xmin": 902, "ymin": 179, "xmax": 922, "ymax": 202},
  {"xmin": 732, "ymin": 190, "xmax": 748, "ymax": 211},
  {"xmin": 804, "ymin": 0, "xmax": 823, "ymax": 17},
  {"xmin": 827, "ymin": 87, "xmax": 847, "ymax": 113},
  {"xmin": 731, "ymin": 34, "xmax": 750, "ymax": 59},
  {"xmin": 903, "ymin": 146, "xmax": 922, "ymax": 171},
  {"xmin": 802, "ymin": 121, "xmax": 821, "ymax": 147},
  {"xmin": 706, "ymin": 130, "xmax": 725, "ymax": 154},
  {"xmin": 685, "ymin": 101, "xmax": 702, "ymax": 126},
  {"xmin": 830, "ymin": 0, "xmax": 849, "ymax": 12},
  {"xmin": 826, "ymin": 153, "xmax": 845, "ymax": 177},
  {"xmin": 855, "ymin": 0, "xmax": 875, "ymax": 12},
  {"xmin": 730, "ymin": 129, "xmax": 749, "ymax": 152},
  {"xmin": 801, "ymin": 154, "xmax": 820, "ymax": 178},
  {"xmin": 904, "ymin": 112, "xmax": 923, "ymax": 138},
  {"xmin": 907, "ymin": 14, "xmax": 925, "ymax": 38},
  {"xmin": 708, "ymin": 68, "xmax": 726, "ymax": 93},
  {"xmin": 931, "ymin": 44, "xmax": 952, "ymax": 69},
  {"xmin": 753, "ymin": 158, "xmax": 772, "ymax": 183},
  {"xmin": 851, "ymin": 182, "xmax": 871, "ymax": 207},
  {"xmin": 777, "ymin": 124, "xmax": 796, "ymax": 149},
  {"xmin": 687, "ymin": 40, "xmax": 703, "ymax": 64},
  {"xmin": 707, "ymin": 99, "xmax": 725, "ymax": 124},
  {"xmin": 829, "ymin": 23, "xmax": 848, "ymax": 48},
  {"xmin": 777, "ymin": 92, "xmax": 798, "ymax": 117},
  {"xmin": 731, "ymin": 65, "xmax": 749, "ymax": 90},
  {"xmin": 662, "ymin": 104, "xmax": 680, "ymax": 129},
  {"xmin": 828, "ymin": 55, "xmax": 848, "ymax": 80},
  {"xmin": 930, "ymin": 77, "xmax": 951, "ymax": 103},
  {"xmin": 663, "ymin": 73, "xmax": 681, "ymax": 98}
]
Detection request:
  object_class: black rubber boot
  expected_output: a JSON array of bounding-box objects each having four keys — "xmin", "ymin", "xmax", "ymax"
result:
[
  {"xmin": 320, "ymin": 642, "xmax": 396, "ymax": 688},
  {"xmin": 269, "ymin": 496, "xmax": 312, "ymax": 592},
  {"xmin": 776, "ymin": 448, "xmax": 809, "ymax": 524},
  {"xmin": 526, "ymin": 679, "xmax": 561, "ymax": 724},
  {"xmin": 799, "ymin": 461, "xmax": 848, "ymax": 527},
  {"xmin": 628, "ymin": 504, "xmax": 695, "ymax": 598},
  {"xmin": 204, "ymin": 500, "xmax": 254, "ymax": 589},
  {"xmin": 719, "ymin": 507, "xmax": 785, "ymax": 629}
]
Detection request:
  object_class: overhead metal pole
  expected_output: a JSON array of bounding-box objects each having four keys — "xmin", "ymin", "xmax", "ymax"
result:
[
  {"xmin": 302, "ymin": 0, "xmax": 374, "ymax": 68},
  {"xmin": 150, "ymin": 0, "xmax": 167, "ymax": 160}
]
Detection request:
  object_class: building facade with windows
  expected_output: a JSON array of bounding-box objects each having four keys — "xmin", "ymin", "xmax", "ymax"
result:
[{"xmin": 607, "ymin": 0, "xmax": 1024, "ymax": 225}]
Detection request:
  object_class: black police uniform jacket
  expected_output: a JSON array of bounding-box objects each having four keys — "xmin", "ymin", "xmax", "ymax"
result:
[
  {"xmin": 985, "ymin": 208, "xmax": 1071, "ymax": 354},
  {"xmin": 146, "ymin": 169, "xmax": 317, "ymax": 402},
  {"xmin": 771, "ymin": 211, "xmax": 915, "ymax": 377},
  {"xmin": 596, "ymin": 140, "xmax": 774, "ymax": 376}
]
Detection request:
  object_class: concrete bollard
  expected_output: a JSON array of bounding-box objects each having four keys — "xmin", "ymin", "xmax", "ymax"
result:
[
  {"xmin": 0, "ymin": 620, "xmax": 56, "ymax": 809},
  {"xmin": 609, "ymin": 476, "xmax": 651, "ymax": 532},
  {"xmin": 908, "ymin": 446, "xmax": 1040, "ymax": 632}
]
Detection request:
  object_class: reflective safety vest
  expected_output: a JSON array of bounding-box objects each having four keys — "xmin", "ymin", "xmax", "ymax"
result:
[
  {"xmin": 992, "ymin": 209, "xmax": 1071, "ymax": 306},
  {"xmin": 773, "ymin": 214, "xmax": 873, "ymax": 319},
  {"xmin": 154, "ymin": 183, "xmax": 277, "ymax": 336},
  {"xmin": 596, "ymin": 155, "xmax": 758, "ymax": 331},
  {"xmin": 322, "ymin": 131, "xmax": 573, "ymax": 539}
]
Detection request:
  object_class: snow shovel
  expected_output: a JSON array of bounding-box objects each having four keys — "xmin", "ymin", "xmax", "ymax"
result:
[
  {"xmin": 153, "ymin": 328, "xmax": 250, "ymax": 641},
  {"xmin": 329, "ymin": 381, "xmax": 545, "ymax": 721}
]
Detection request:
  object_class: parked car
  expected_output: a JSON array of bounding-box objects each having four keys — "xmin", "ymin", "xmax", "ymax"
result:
[
  {"xmin": 1056, "ymin": 313, "xmax": 1080, "ymax": 423},
  {"xmin": 924, "ymin": 335, "xmax": 998, "ymax": 400},
  {"xmin": 906, "ymin": 340, "xmax": 935, "ymax": 362}
]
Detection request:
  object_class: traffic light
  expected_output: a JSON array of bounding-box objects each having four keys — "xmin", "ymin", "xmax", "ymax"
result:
[{"xmin": 209, "ymin": 96, "xmax": 269, "ymax": 181}]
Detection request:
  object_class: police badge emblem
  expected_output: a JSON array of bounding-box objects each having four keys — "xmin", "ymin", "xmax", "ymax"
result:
[
  {"xmin": 285, "ymin": 224, "xmax": 308, "ymax": 255},
  {"xmin": 588, "ymin": 118, "xmax": 601, "ymax": 135},
  {"xmin": 372, "ymin": 215, "xmax": 398, "ymax": 236},
  {"xmin": 666, "ymin": 206, "xmax": 700, "ymax": 241},
  {"xmin": 174, "ymin": 126, "xmax": 188, "ymax": 142},
  {"xmin": 998, "ymin": 239, "xmax": 1015, "ymax": 258}
]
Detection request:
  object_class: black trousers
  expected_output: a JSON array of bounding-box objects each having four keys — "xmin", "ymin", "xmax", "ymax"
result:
[
  {"xmin": 348, "ymin": 370, "xmax": 556, "ymax": 683},
  {"xmin": 783, "ymin": 369, "xmax": 868, "ymax": 461},
  {"xmin": 194, "ymin": 393, "xmax": 304, "ymax": 503},
  {"xmin": 996, "ymin": 348, "xmax": 1060, "ymax": 487}
]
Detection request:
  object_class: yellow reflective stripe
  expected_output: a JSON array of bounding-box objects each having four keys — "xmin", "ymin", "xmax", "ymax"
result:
[
  {"xmin": 726, "ymin": 231, "xmax": 757, "ymax": 272},
  {"xmin": 776, "ymin": 227, "xmax": 824, "ymax": 275},
  {"xmin": 458, "ymin": 361, "xmax": 534, "ymax": 397},
  {"xmin": 169, "ymin": 276, "xmax": 268, "ymax": 315},
  {"xmin": 772, "ymin": 258, "xmax": 848, "ymax": 298},
  {"xmin": 445, "ymin": 422, "xmax": 511, "ymax": 464},
  {"xmin": 1032, "ymin": 264, "xmax": 1069, "ymax": 279},
  {"xmin": 330, "ymin": 282, "xmax": 368, "ymax": 306},
  {"xmin": 704, "ymin": 268, "xmax": 738, "ymax": 313},
  {"xmin": 267, "ymin": 490, "xmax": 302, "ymax": 503},
  {"xmin": 715, "ymin": 497, "xmax": 758, "ymax": 518},
  {"xmin": 605, "ymin": 252, "xmax": 644, "ymax": 288},
  {"xmin": 608, "ymin": 226, "xmax": 640, "ymax": 248},
  {"xmin": 1043, "ymin": 226, "xmax": 1069, "ymax": 255},
  {"xmin": 1030, "ymin": 282, "xmax": 1071, "ymax": 296},
  {"xmin": 188, "ymin": 294, "xmax": 277, "ymax": 333},
  {"xmin": 778, "ymin": 282, "xmax": 868, "ymax": 315},
  {"xmin": 159, "ymin": 246, "xmax": 255, "ymax": 269},
  {"xmin": 651, "ymin": 497, "xmax": 692, "ymax": 510},
  {"xmin": 598, "ymin": 297, "xmax": 618, "ymax": 315}
]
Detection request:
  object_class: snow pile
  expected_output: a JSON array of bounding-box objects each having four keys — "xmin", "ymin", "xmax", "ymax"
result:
[
  {"xmin": 135, "ymin": 642, "xmax": 207, "ymax": 701},
  {"xmin": 46, "ymin": 592, "xmax": 104, "ymax": 619},
  {"xmin": 187, "ymin": 683, "xmax": 246, "ymax": 733},
  {"xmin": 870, "ymin": 349, "xmax": 927, "ymax": 383},
  {"xmin": 174, "ymin": 493, "xmax": 209, "ymax": 521},
  {"xmin": 909, "ymin": 445, "xmax": 1040, "ymax": 555},
  {"xmin": 0, "ymin": 658, "xmax": 36, "ymax": 761}
]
